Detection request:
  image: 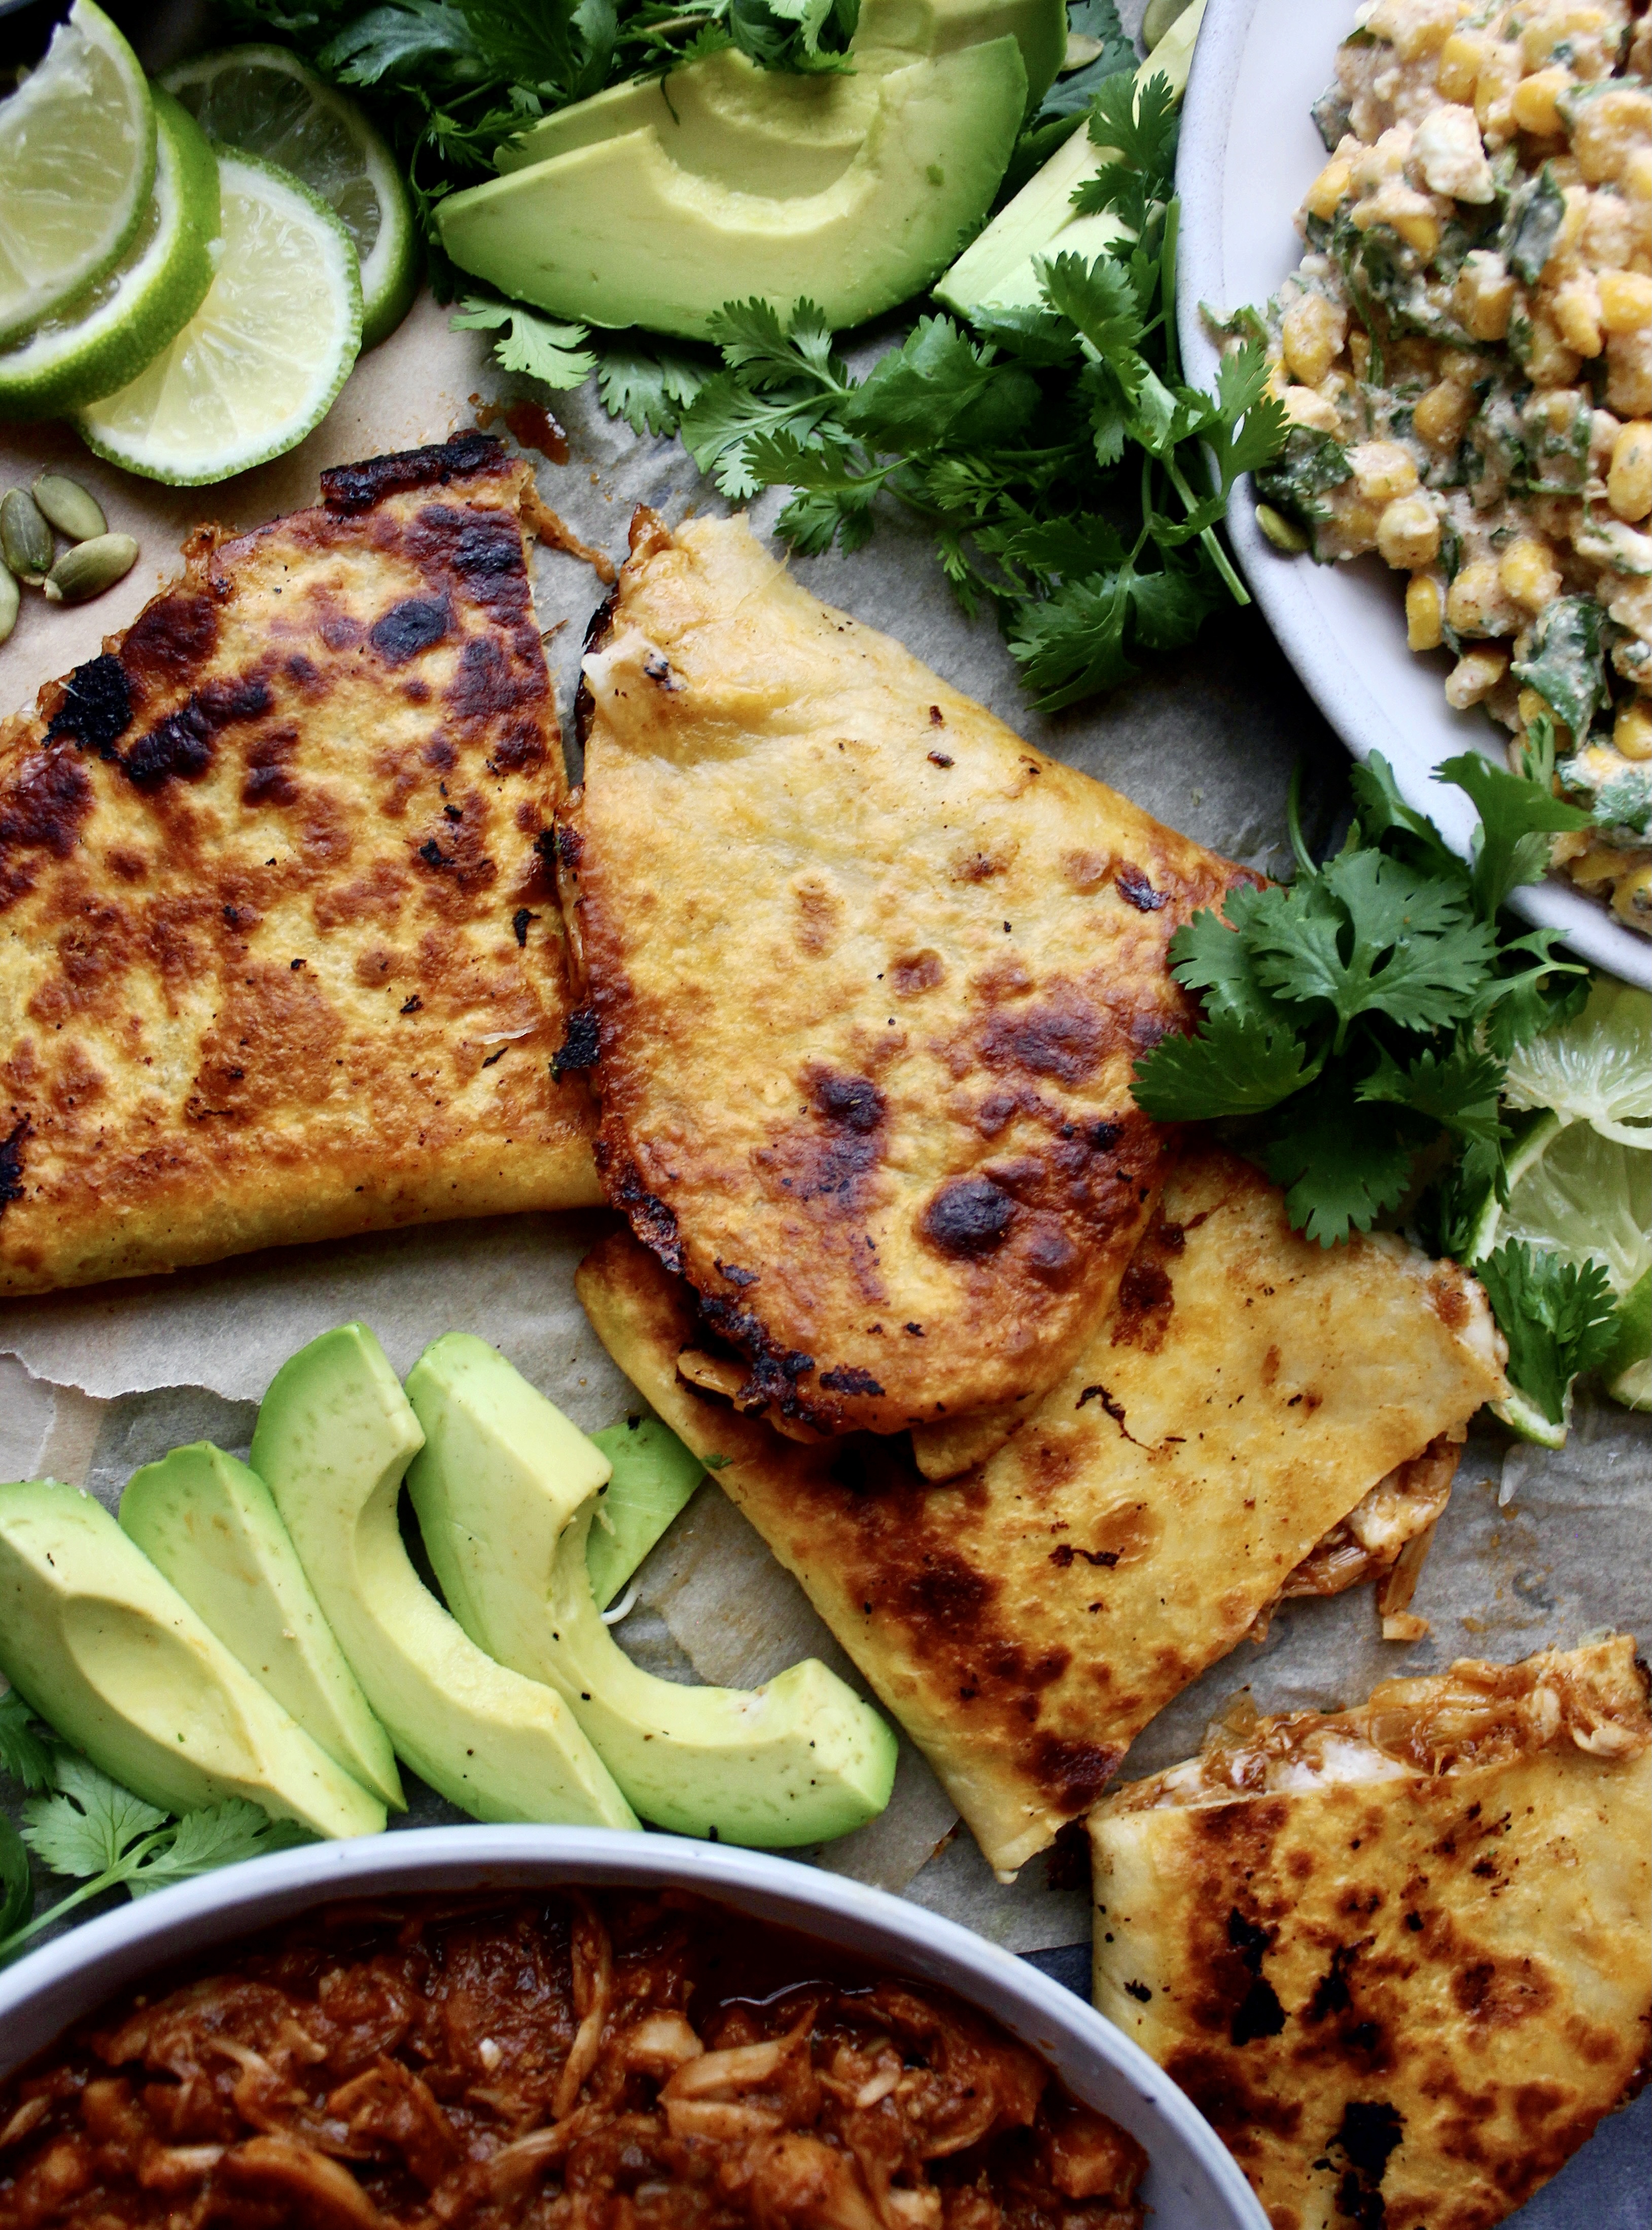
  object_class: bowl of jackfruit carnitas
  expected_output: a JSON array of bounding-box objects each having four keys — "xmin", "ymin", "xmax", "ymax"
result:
[{"xmin": 0, "ymin": 1826, "xmax": 1265, "ymax": 2230}]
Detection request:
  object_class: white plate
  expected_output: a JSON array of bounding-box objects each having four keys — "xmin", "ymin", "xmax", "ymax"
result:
[
  {"xmin": 0, "ymin": 1826, "xmax": 1268, "ymax": 2230},
  {"xmin": 1175, "ymin": 0, "xmax": 1651, "ymax": 991}
]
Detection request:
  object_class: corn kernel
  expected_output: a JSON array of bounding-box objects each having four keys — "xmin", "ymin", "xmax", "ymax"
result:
[
  {"xmin": 1473, "ymin": 43, "xmax": 1521, "ymax": 136},
  {"xmin": 1444, "ymin": 644, "xmax": 1510, "ymax": 708},
  {"xmin": 1613, "ymin": 698, "xmax": 1652, "ymax": 759},
  {"xmin": 1553, "ymin": 274, "xmax": 1604, "ymax": 355},
  {"xmin": 1606, "ymin": 330, "xmax": 1652, "ymax": 420},
  {"xmin": 1599, "ymin": 269, "xmax": 1652, "ymax": 332},
  {"xmin": 1447, "ymin": 559, "xmax": 1507, "ymax": 634},
  {"xmin": 1369, "ymin": 0, "xmax": 1457, "ymax": 59},
  {"xmin": 1349, "ymin": 329, "xmax": 1373, "ymax": 381},
  {"xmin": 1612, "ymin": 861, "xmax": 1652, "ymax": 927},
  {"xmin": 1608, "ymin": 420, "xmax": 1652, "ymax": 519},
  {"xmin": 1377, "ymin": 495, "xmax": 1442, "ymax": 568},
  {"xmin": 1500, "ymin": 537, "xmax": 1563, "ymax": 608},
  {"xmin": 1512, "ymin": 65, "xmax": 1570, "ymax": 137},
  {"xmin": 1453, "ymin": 254, "xmax": 1516, "ymax": 341},
  {"xmin": 1437, "ymin": 29, "xmax": 1483, "ymax": 99},
  {"xmin": 1571, "ymin": 89, "xmax": 1652, "ymax": 185},
  {"xmin": 1282, "ymin": 293, "xmax": 1345, "ymax": 388},
  {"xmin": 1407, "ymin": 573, "xmax": 1445, "ymax": 649},
  {"xmin": 1624, "ymin": 146, "xmax": 1652, "ymax": 204},
  {"xmin": 1305, "ymin": 155, "xmax": 1353, "ymax": 220},
  {"xmin": 1284, "ymin": 384, "xmax": 1342, "ymax": 434},
  {"xmin": 1351, "ymin": 441, "xmax": 1419, "ymax": 502},
  {"xmin": 1568, "ymin": 843, "xmax": 1632, "ymax": 888},
  {"xmin": 1392, "ymin": 207, "xmax": 1443, "ymax": 258},
  {"xmin": 1524, "ymin": 312, "xmax": 1583, "ymax": 388}
]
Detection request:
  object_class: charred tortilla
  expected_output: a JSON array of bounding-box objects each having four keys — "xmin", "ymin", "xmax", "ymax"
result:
[
  {"xmin": 576, "ymin": 1147, "xmax": 1506, "ymax": 1875},
  {"xmin": 560, "ymin": 509, "xmax": 1247, "ymax": 1438},
  {"xmin": 1089, "ymin": 1638, "xmax": 1652, "ymax": 2230},
  {"xmin": 0, "ymin": 433, "xmax": 600, "ymax": 1296}
]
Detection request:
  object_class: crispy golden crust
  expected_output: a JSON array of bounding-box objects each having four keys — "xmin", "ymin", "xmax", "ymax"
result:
[
  {"xmin": 562, "ymin": 509, "xmax": 1249, "ymax": 1437},
  {"xmin": 0, "ymin": 434, "xmax": 600, "ymax": 1296},
  {"xmin": 1089, "ymin": 1639, "xmax": 1652, "ymax": 2230},
  {"xmin": 575, "ymin": 1147, "xmax": 1505, "ymax": 1876}
]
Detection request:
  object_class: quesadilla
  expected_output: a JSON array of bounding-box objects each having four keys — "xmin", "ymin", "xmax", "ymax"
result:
[
  {"xmin": 1089, "ymin": 1636, "xmax": 1651, "ymax": 2230},
  {"xmin": 0, "ymin": 433, "xmax": 599, "ymax": 1296},
  {"xmin": 575, "ymin": 1145, "xmax": 1506, "ymax": 1875},
  {"xmin": 559, "ymin": 508, "xmax": 1247, "ymax": 1439}
]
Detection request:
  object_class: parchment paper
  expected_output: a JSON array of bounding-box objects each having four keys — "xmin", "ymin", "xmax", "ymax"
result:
[{"xmin": 2, "ymin": 12, "xmax": 1648, "ymax": 2207}]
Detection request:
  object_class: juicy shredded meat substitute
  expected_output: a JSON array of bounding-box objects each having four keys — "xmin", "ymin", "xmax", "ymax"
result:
[{"xmin": 0, "ymin": 1889, "xmax": 1147, "ymax": 2230}]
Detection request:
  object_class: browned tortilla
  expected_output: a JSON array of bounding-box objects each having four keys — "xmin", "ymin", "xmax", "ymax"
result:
[
  {"xmin": 1089, "ymin": 1639, "xmax": 1652, "ymax": 2230},
  {"xmin": 559, "ymin": 508, "xmax": 1248, "ymax": 1437},
  {"xmin": 576, "ymin": 1146, "xmax": 1506, "ymax": 1875},
  {"xmin": 0, "ymin": 433, "xmax": 600, "ymax": 1295}
]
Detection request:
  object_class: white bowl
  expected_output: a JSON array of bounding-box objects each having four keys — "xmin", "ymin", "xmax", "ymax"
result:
[
  {"xmin": 0, "ymin": 1826, "xmax": 1267, "ymax": 2229},
  {"xmin": 1176, "ymin": 0, "xmax": 1651, "ymax": 991}
]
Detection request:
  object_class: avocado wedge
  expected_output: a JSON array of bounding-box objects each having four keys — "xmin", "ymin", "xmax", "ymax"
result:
[
  {"xmin": 0, "ymin": 1478, "xmax": 385, "ymax": 1839},
  {"xmin": 493, "ymin": 0, "xmax": 1065, "ymax": 186},
  {"xmin": 585, "ymin": 1415, "xmax": 703, "ymax": 1611},
  {"xmin": 403, "ymin": 1337, "xmax": 897, "ymax": 1845},
  {"xmin": 119, "ymin": 1442, "xmax": 403, "ymax": 1809},
  {"xmin": 250, "ymin": 1325, "xmax": 638, "ymax": 1831},
  {"xmin": 439, "ymin": 38, "xmax": 1028, "ymax": 340}
]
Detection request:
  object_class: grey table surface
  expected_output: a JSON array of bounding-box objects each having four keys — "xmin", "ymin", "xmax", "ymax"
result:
[{"xmin": 1, "ymin": 0, "xmax": 1648, "ymax": 2217}]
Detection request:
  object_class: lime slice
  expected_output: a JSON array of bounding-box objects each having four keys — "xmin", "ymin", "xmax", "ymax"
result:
[
  {"xmin": 77, "ymin": 149, "xmax": 362, "ymax": 486},
  {"xmin": 1602, "ymin": 1269, "xmax": 1650, "ymax": 1412},
  {"xmin": 0, "ymin": 0, "xmax": 155, "ymax": 346},
  {"xmin": 1502, "ymin": 973, "xmax": 1652, "ymax": 1149},
  {"xmin": 0, "ymin": 92, "xmax": 220, "ymax": 419},
  {"xmin": 162, "ymin": 45, "xmax": 417, "ymax": 350},
  {"xmin": 1500, "ymin": 1119, "xmax": 1651, "ymax": 1300}
]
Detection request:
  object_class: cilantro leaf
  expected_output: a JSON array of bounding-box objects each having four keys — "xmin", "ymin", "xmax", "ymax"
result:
[
  {"xmin": 596, "ymin": 341, "xmax": 710, "ymax": 437},
  {"xmin": 1259, "ymin": 1086, "xmax": 1416, "ymax": 1246},
  {"xmin": 23, "ymin": 1752, "xmax": 167, "ymax": 1877},
  {"xmin": 1086, "ymin": 67, "xmax": 1179, "ymax": 185},
  {"xmin": 1477, "ymin": 1242, "xmax": 1619, "ymax": 1424},
  {"xmin": 1348, "ymin": 751, "xmax": 1465, "ymax": 886},
  {"xmin": 1036, "ymin": 252, "xmax": 1146, "ymax": 397},
  {"xmin": 0, "ymin": 1815, "xmax": 28, "ymax": 1942},
  {"xmin": 1009, "ymin": 572, "xmax": 1138, "ymax": 705},
  {"xmin": 1436, "ymin": 751, "xmax": 1591, "ymax": 920},
  {"xmin": 128, "ymin": 1799, "xmax": 311, "ymax": 1899},
  {"xmin": 1509, "ymin": 595, "xmax": 1608, "ymax": 739},
  {"xmin": 450, "ymin": 298, "xmax": 595, "ymax": 389},
  {"xmin": 0, "ymin": 1690, "xmax": 54, "ymax": 1793},
  {"xmin": 1357, "ymin": 1037, "xmax": 1505, "ymax": 1147},
  {"xmin": 1132, "ymin": 1007, "xmax": 1321, "ymax": 1120}
]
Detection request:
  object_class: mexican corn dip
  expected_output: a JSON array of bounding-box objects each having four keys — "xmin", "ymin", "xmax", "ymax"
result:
[{"xmin": 1242, "ymin": 0, "xmax": 1652, "ymax": 932}]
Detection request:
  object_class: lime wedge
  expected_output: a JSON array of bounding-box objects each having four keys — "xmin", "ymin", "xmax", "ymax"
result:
[
  {"xmin": 1490, "ymin": 1386, "xmax": 1569, "ymax": 1450},
  {"xmin": 1602, "ymin": 1270, "xmax": 1650, "ymax": 1412},
  {"xmin": 0, "ymin": 92, "xmax": 220, "ymax": 419},
  {"xmin": 1503, "ymin": 973, "xmax": 1652, "ymax": 1149},
  {"xmin": 77, "ymin": 149, "xmax": 362, "ymax": 486},
  {"xmin": 0, "ymin": 0, "xmax": 155, "ymax": 346},
  {"xmin": 162, "ymin": 45, "xmax": 417, "ymax": 350},
  {"xmin": 1500, "ymin": 1119, "xmax": 1650, "ymax": 1300}
]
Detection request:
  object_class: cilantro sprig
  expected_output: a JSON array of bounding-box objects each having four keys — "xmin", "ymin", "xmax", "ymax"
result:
[
  {"xmin": 0, "ymin": 1696, "xmax": 310, "ymax": 1966},
  {"xmin": 600, "ymin": 63, "xmax": 1285, "ymax": 709},
  {"xmin": 1132, "ymin": 751, "xmax": 1613, "ymax": 1422}
]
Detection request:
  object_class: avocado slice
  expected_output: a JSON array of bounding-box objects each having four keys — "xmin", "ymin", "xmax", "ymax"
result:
[
  {"xmin": 439, "ymin": 38, "xmax": 1028, "ymax": 340},
  {"xmin": 403, "ymin": 1338, "xmax": 897, "ymax": 1845},
  {"xmin": 494, "ymin": 0, "xmax": 1065, "ymax": 184},
  {"xmin": 249, "ymin": 1325, "xmax": 639, "ymax": 1831},
  {"xmin": 118, "ymin": 1443, "xmax": 403, "ymax": 1810},
  {"xmin": 0, "ymin": 1478, "xmax": 385, "ymax": 1840},
  {"xmin": 585, "ymin": 1415, "xmax": 704, "ymax": 1611}
]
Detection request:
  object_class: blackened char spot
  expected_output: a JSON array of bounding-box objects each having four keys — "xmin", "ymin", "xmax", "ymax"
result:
[
  {"xmin": 1, "ymin": 749, "xmax": 92, "ymax": 913},
  {"xmin": 923, "ymin": 1175, "xmax": 1014, "ymax": 1256},
  {"xmin": 552, "ymin": 1008, "xmax": 600, "ymax": 1081},
  {"xmin": 448, "ymin": 633, "xmax": 546, "ymax": 725},
  {"xmin": 1115, "ymin": 864, "xmax": 1167, "ymax": 911},
  {"xmin": 1231, "ymin": 1977, "xmax": 1287, "ymax": 2047},
  {"xmin": 1162, "ymin": 2049, "xmax": 1302, "ymax": 2142},
  {"xmin": 900, "ymin": 1551, "xmax": 996, "ymax": 1630},
  {"xmin": 606, "ymin": 1154, "xmax": 684, "ymax": 1275},
  {"xmin": 370, "ymin": 596, "xmax": 451, "ymax": 666},
  {"xmin": 120, "ymin": 593, "xmax": 219, "ymax": 695},
  {"xmin": 584, "ymin": 585, "xmax": 620, "ymax": 652},
  {"xmin": 0, "ymin": 1117, "xmax": 28, "ymax": 1214},
  {"xmin": 321, "ymin": 431, "xmax": 505, "ymax": 514},
  {"xmin": 1336, "ymin": 2102, "xmax": 1403, "ymax": 2183},
  {"xmin": 1307, "ymin": 1943, "xmax": 1358, "ymax": 2022},
  {"xmin": 819, "ymin": 1365, "xmax": 885, "ymax": 1397},
  {"xmin": 44, "ymin": 654, "xmax": 130, "ymax": 759},
  {"xmin": 1124, "ymin": 1981, "xmax": 1152, "ymax": 2004},
  {"xmin": 816, "ymin": 1074, "xmax": 884, "ymax": 1131},
  {"xmin": 979, "ymin": 998, "xmax": 1108, "ymax": 1085},
  {"xmin": 124, "ymin": 703, "xmax": 214, "ymax": 789},
  {"xmin": 512, "ymin": 908, "xmax": 534, "ymax": 947},
  {"xmin": 449, "ymin": 513, "xmax": 530, "ymax": 625},
  {"xmin": 1030, "ymin": 1732, "xmax": 1121, "ymax": 1808}
]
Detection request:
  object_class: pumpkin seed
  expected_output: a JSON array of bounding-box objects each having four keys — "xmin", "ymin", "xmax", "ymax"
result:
[
  {"xmin": 1, "ymin": 488, "xmax": 54, "ymax": 584},
  {"xmin": 1142, "ymin": 0, "xmax": 1194, "ymax": 50},
  {"xmin": 31, "ymin": 472, "xmax": 107, "ymax": 543},
  {"xmin": 43, "ymin": 532, "xmax": 138, "ymax": 604},
  {"xmin": 0, "ymin": 561, "xmax": 18, "ymax": 646},
  {"xmin": 1255, "ymin": 502, "xmax": 1311, "ymax": 554}
]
